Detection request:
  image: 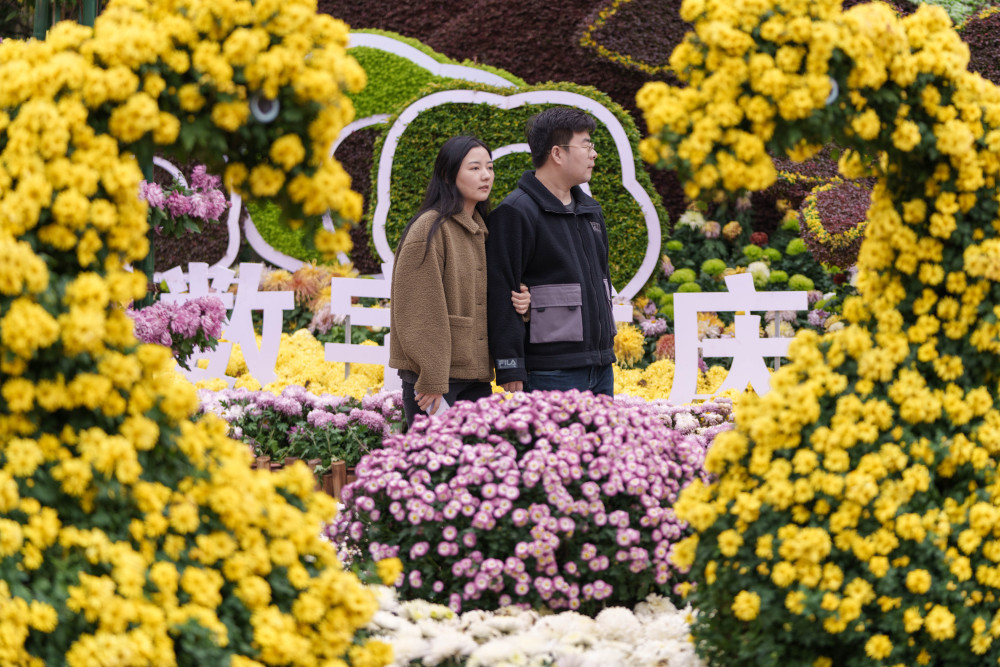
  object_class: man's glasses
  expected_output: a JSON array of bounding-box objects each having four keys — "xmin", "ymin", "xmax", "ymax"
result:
[{"xmin": 557, "ymin": 141, "xmax": 597, "ymax": 152}]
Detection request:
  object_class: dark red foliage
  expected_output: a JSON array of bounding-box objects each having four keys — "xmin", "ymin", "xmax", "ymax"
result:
[
  {"xmin": 153, "ymin": 222, "xmax": 233, "ymax": 273},
  {"xmin": 750, "ymin": 231, "xmax": 768, "ymax": 246},
  {"xmin": 799, "ymin": 180, "xmax": 872, "ymax": 268},
  {"xmin": 962, "ymin": 6, "xmax": 1000, "ymax": 87},
  {"xmin": 587, "ymin": 0, "xmax": 688, "ymax": 72},
  {"xmin": 334, "ymin": 127, "xmax": 382, "ymax": 275}
]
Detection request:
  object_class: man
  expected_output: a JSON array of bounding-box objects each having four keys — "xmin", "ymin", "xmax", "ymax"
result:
[{"xmin": 486, "ymin": 107, "xmax": 616, "ymax": 396}]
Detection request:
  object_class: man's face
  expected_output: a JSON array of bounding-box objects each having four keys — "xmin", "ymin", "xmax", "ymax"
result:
[{"xmin": 556, "ymin": 131, "xmax": 597, "ymax": 186}]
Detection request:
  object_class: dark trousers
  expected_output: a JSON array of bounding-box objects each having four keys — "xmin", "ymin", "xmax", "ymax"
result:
[
  {"xmin": 401, "ymin": 379, "xmax": 493, "ymax": 430},
  {"xmin": 524, "ymin": 364, "xmax": 614, "ymax": 396}
]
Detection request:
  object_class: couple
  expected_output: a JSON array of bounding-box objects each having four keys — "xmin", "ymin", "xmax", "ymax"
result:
[{"xmin": 389, "ymin": 107, "xmax": 617, "ymax": 429}]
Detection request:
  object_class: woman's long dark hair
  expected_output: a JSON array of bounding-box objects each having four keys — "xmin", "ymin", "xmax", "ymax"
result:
[{"xmin": 397, "ymin": 135, "xmax": 493, "ymax": 261}]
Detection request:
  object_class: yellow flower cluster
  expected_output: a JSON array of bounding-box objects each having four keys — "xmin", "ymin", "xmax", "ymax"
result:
[
  {"xmin": 0, "ymin": 1, "xmax": 389, "ymax": 664},
  {"xmin": 644, "ymin": 0, "xmax": 1000, "ymax": 664},
  {"xmin": 614, "ymin": 359, "xmax": 733, "ymax": 402},
  {"xmin": 613, "ymin": 323, "xmax": 646, "ymax": 368},
  {"xmin": 196, "ymin": 328, "xmax": 384, "ymax": 399}
]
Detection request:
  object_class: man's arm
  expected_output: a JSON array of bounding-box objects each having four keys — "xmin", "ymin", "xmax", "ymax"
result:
[{"xmin": 486, "ymin": 203, "xmax": 533, "ymax": 386}]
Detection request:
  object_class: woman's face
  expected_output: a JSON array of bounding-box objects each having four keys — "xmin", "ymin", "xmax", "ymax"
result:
[{"xmin": 455, "ymin": 146, "xmax": 494, "ymax": 209}]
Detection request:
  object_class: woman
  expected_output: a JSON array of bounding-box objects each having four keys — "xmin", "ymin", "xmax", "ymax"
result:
[{"xmin": 389, "ymin": 135, "xmax": 529, "ymax": 429}]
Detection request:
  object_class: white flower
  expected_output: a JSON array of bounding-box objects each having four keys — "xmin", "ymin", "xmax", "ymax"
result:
[
  {"xmin": 465, "ymin": 620, "xmax": 503, "ymax": 641},
  {"xmin": 222, "ymin": 403, "xmax": 245, "ymax": 421},
  {"xmin": 672, "ymin": 413, "xmax": 699, "ymax": 434},
  {"xmin": 467, "ymin": 638, "xmax": 528, "ymax": 666},
  {"xmin": 534, "ymin": 611, "xmax": 597, "ymax": 640},
  {"xmin": 402, "ymin": 599, "xmax": 455, "ymax": 622},
  {"xmin": 484, "ymin": 612, "xmax": 535, "ymax": 634},
  {"xmin": 594, "ymin": 607, "xmax": 641, "ymax": 642},
  {"xmin": 421, "ymin": 630, "xmax": 479, "ymax": 666},
  {"xmin": 747, "ymin": 260, "xmax": 770, "ymax": 287},
  {"xmin": 574, "ymin": 644, "xmax": 631, "ymax": 667},
  {"xmin": 371, "ymin": 584, "xmax": 402, "ymax": 614},
  {"xmin": 677, "ymin": 210, "xmax": 706, "ymax": 231},
  {"xmin": 631, "ymin": 638, "xmax": 698, "ymax": 666},
  {"xmin": 383, "ymin": 634, "xmax": 431, "ymax": 666},
  {"xmin": 369, "ymin": 610, "xmax": 405, "ymax": 632},
  {"xmin": 642, "ymin": 613, "xmax": 692, "ymax": 642}
]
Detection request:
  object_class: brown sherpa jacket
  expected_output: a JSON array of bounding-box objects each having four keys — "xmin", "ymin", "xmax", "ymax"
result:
[{"xmin": 388, "ymin": 208, "xmax": 492, "ymax": 394}]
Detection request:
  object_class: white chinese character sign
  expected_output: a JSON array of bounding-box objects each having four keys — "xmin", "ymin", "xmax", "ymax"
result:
[{"xmin": 670, "ymin": 273, "xmax": 808, "ymax": 404}]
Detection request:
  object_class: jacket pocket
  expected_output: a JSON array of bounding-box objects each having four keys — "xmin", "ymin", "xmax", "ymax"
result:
[
  {"xmin": 529, "ymin": 283, "xmax": 584, "ymax": 344},
  {"xmin": 449, "ymin": 315, "xmax": 474, "ymax": 365}
]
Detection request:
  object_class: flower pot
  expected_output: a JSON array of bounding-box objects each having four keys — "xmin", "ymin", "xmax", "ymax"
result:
[{"xmin": 324, "ymin": 461, "xmax": 347, "ymax": 498}]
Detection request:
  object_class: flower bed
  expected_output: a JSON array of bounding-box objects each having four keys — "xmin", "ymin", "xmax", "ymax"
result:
[
  {"xmin": 199, "ymin": 385, "xmax": 404, "ymax": 480},
  {"xmin": 329, "ymin": 390, "xmax": 714, "ymax": 615},
  {"xmin": 365, "ymin": 584, "xmax": 705, "ymax": 666}
]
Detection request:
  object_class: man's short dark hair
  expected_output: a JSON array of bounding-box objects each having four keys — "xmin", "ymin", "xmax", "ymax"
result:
[{"xmin": 526, "ymin": 108, "xmax": 597, "ymax": 169}]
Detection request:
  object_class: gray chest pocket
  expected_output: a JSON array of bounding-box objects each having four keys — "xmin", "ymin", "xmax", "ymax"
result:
[{"xmin": 529, "ymin": 283, "xmax": 584, "ymax": 344}]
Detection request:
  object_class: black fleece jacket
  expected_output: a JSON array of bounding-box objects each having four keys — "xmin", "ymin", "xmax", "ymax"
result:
[{"xmin": 486, "ymin": 170, "xmax": 616, "ymax": 385}]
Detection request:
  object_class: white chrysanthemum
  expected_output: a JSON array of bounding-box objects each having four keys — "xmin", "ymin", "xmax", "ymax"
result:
[
  {"xmin": 484, "ymin": 611, "xmax": 535, "ymax": 634},
  {"xmin": 369, "ymin": 610, "xmax": 406, "ymax": 632},
  {"xmin": 465, "ymin": 620, "xmax": 503, "ymax": 641},
  {"xmin": 672, "ymin": 412, "xmax": 699, "ymax": 434},
  {"xmin": 677, "ymin": 209, "xmax": 706, "ymax": 230},
  {"xmin": 371, "ymin": 584, "xmax": 403, "ymax": 614},
  {"xmin": 466, "ymin": 638, "xmax": 528, "ymax": 666},
  {"xmin": 571, "ymin": 644, "xmax": 632, "ymax": 667},
  {"xmin": 594, "ymin": 607, "xmax": 642, "ymax": 642},
  {"xmin": 533, "ymin": 611, "xmax": 598, "ymax": 640},
  {"xmin": 642, "ymin": 613, "xmax": 693, "ymax": 642},
  {"xmin": 380, "ymin": 634, "xmax": 430, "ymax": 666},
  {"xmin": 421, "ymin": 630, "xmax": 478, "ymax": 666},
  {"xmin": 631, "ymin": 638, "xmax": 699, "ymax": 666},
  {"xmin": 747, "ymin": 260, "xmax": 770, "ymax": 287},
  {"xmin": 403, "ymin": 599, "xmax": 456, "ymax": 622}
]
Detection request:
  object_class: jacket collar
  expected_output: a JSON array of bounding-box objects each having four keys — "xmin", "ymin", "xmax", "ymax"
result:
[
  {"xmin": 517, "ymin": 170, "xmax": 601, "ymax": 214},
  {"xmin": 452, "ymin": 209, "xmax": 486, "ymax": 235}
]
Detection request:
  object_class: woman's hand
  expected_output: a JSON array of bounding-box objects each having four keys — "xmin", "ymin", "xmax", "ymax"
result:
[
  {"xmin": 511, "ymin": 283, "xmax": 530, "ymax": 315},
  {"xmin": 415, "ymin": 392, "xmax": 443, "ymax": 414}
]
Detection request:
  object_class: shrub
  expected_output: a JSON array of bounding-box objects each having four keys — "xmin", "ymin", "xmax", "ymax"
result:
[
  {"xmin": 199, "ymin": 386, "xmax": 404, "ymax": 472},
  {"xmin": 328, "ymin": 390, "xmax": 710, "ymax": 615},
  {"xmin": 639, "ymin": 2, "xmax": 1000, "ymax": 665},
  {"xmin": 0, "ymin": 0, "xmax": 388, "ymax": 663}
]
